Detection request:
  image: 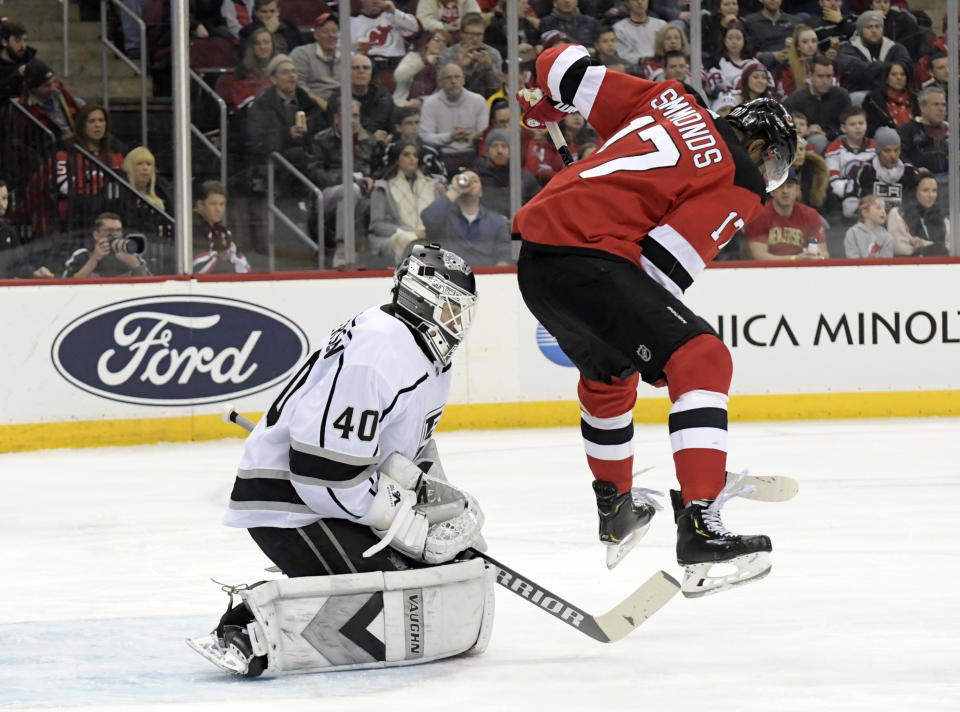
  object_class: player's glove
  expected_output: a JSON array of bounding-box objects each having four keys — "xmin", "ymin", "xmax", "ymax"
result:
[{"xmin": 517, "ymin": 88, "xmax": 578, "ymax": 129}]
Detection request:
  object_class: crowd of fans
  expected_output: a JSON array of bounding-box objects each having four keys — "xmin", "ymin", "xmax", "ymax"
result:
[{"xmin": 0, "ymin": 0, "xmax": 956, "ymax": 278}]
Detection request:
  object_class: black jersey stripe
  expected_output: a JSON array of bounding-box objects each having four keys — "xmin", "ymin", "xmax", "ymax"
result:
[
  {"xmin": 580, "ymin": 419, "xmax": 634, "ymax": 446},
  {"xmin": 558, "ymin": 56, "xmax": 591, "ymax": 106},
  {"xmin": 380, "ymin": 372, "xmax": 430, "ymax": 420},
  {"xmin": 641, "ymin": 235, "xmax": 694, "ymax": 292},
  {"xmin": 230, "ymin": 475, "xmax": 305, "ymax": 504},
  {"xmin": 668, "ymin": 407, "xmax": 728, "ymax": 433},
  {"xmin": 289, "ymin": 446, "xmax": 373, "ymax": 484},
  {"xmin": 318, "ymin": 353, "xmax": 346, "ymax": 447}
]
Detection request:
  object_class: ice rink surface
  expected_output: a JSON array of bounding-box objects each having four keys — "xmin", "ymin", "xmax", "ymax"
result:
[{"xmin": 2, "ymin": 418, "xmax": 958, "ymax": 712}]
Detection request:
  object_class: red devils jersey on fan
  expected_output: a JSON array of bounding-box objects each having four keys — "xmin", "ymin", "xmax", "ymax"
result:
[{"xmin": 513, "ymin": 44, "xmax": 765, "ymax": 297}]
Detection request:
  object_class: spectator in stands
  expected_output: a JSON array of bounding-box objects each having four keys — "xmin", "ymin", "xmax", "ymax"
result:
[
  {"xmin": 116, "ymin": 2, "xmax": 148, "ymax": 58},
  {"xmin": 416, "ymin": 0, "xmax": 481, "ymax": 34},
  {"xmin": 0, "ymin": 179, "xmax": 32, "ymax": 278},
  {"xmin": 613, "ymin": 0, "xmax": 666, "ymax": 65},
  {"xmin": 485, "ymin": 0, "xmax": 542, "ymax": 61},
  {"xmin": 71, "ymin": 105, "xmax": 123, "ymax": 170},
  {"xmin": 808, "ymin": 0, "xmax": 856, "ymax": 57},
  {"xmin": 898, "ymin": 85, "xmax": 948, "ymax": 180},
  {"xmin": 368, "ymin": 140, "xmax": 439, "ymax": 264},
  {"xmin": 732, "ymin": 60, "xmax": 775, "ymax": 105},
  {"xmin": 708, "ymin": 22, "xmax": 753, "ymax": 95},
  {"xmin": 844, "ymin": 195, "xmax": 895, "ymax": 258},
  {"xmin": 216, "ymin": 25, "xmax": 275, "ymax": 114},
  {"xmin": 393, "ymin": 29, "xmax": 449, "ymax": 110},
  {"xmin": 644, "ymin": 24, "xmax": 690, "ymax": 81},
  {"xmin": 375, "ymin": 106, "xmax": 447, "ymax": 181},
  {"xmin": 419, "ymin": 62, "xmax": 489, "ymax": 174},
  {"xmin": 352, "ymin": 0, "xmax": 420, "ymax": 78},
  {"xmin": 524, "ymin": 127, "xmax": 565, "ymax": 185},
  {"xmin": 887, "ymin": 170, "xmax": 950, "ymax": 256},
  {"xmin": 853, "ymin": 126, "xmax": 918, "ymax": 210},
  {"xmin": 63, "ymin": 212, "xmax": 151, "ymax": 278},
  {"xmin": 192, "ymin": 181, "xmax": 251, "ymax": 274},
  {"xmin": 239, "ymin": 0, "xmax": 304, "ymax": 55},
  {"xmin": 837, "ymin": 10, "xmax": 912, "ymax": 94},
  {"xmin": 744, "ymin": 168, "xmax": 829, "ymax": 260},
  {"xmin": 0, "ymin": 20, "xmax": 35, "ymax": 102},
  {"xmin": 475, "ymin": 128, "xmax": 539, "ymax": 219},
  {"xmin": 921, "ymin": 53, "xmax": 949, "ymax": 97},
  {"xmin": 350, "ymin": 53, "xmax": 395, "ymax": 137},
  {"xmin": 862, "ymin": 60, "xmax": 917, "ymax": 137},
  {"xmin": 827, "ymin": 107, "xmax": 876, "ymax": 219},
  {"xmin": 437, "ymin": 12, "xmax": 502, "ymax": 99},
  {"xmin": 122, "ymin": 146, "xmax": 172, "ymax": 252},
  {"xmin": 870, "ymin": 0, "xmax": 924, "ymax": 60},
  {"xmin": 246, "ymin": 54, "xmax": 325, "ymax": 184},
  {"xmin": 541, "ymin": 0, "xmax": 600, "ymax": 48},
  {"xmin": 560, "ymin": 112, "xmax": 598, "ymax": 157},
  {"xmin": 660, "ymin": 50, "xmax": 692, "ymax": 83},
  {"xmin": 222, "ymin": 0, "xmax": 257, "ymax": 41},
  {"xmin": 19, "ymin": 59, "xmax": 82, "ymax": 141},
  {"xmin": 742, "ymin": 0, "xmax": 802, "ymax": 65},
  {"xmin": 777, "ymin": 24, "xmax": 819, "ymax": 98},
  {"xmin": 309, "ymin": 96, "xmax": 377, "ymax": 267},
  {"xmin": 792, "ymin": 133, "xmax": 830, "ymax": 209},
  {"xmin": 289, "ymin": 13, "xmax": 341, "ymax": 113},
  {"xmin": 783, "ymin": 55, "xmax": 851, "ymax": 151},
  {"xmin": 421, "ymin": 169, "xmax": 512, "ymax": 266},
  {"xmin": 188, "ymin": 0, "xmax": 231, "ymax": 41}
]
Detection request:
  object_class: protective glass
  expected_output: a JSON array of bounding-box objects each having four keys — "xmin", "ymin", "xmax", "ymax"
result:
[{"xmin": 761, "ymin": 143, "xmax": 792, "ymax": 193}]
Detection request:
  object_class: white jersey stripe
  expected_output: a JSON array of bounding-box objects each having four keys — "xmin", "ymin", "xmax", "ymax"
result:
[
  {"xmin": 639, "ymin": 254, "xmax": 684, "ymax": 298},
  {"xmin": 671, "ymin": 389, "xmax": 729, "ymax": 413},
  {"xmin": 236, "ymin": 467, "xmax": 290, "ymax": 480},
  {"xmin": 584, "ymin": 439, "xmax": 635, "ymax": 461},
  {"xmin": 547, "ymin": 44, "xmax": 590, "ymax": 103},
  {"xmin": 669, "ymin": 427, "xmax": 728, "ymax": 452},
  {"xmin": 574, "ymin": 66, "xmax": 606, "ymax": 120},
  {"xmin": 580, "ymin": 409, "xmax": 633, "ymax": 430},
  {"xmin": 648, "ymin": 224, "xmax": 706, "ymax": 282}
]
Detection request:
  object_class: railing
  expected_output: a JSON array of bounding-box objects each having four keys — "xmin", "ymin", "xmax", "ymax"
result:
[
  {"xmin": 61, "ymin": 0, "xmax": 70, "ymax": 77},
  {"xmin": 267, "ymin": 152, "xmax": 324, "ymax": 272},
  {"xmin": 100, "ymin": 0, "xmax": 148, "ymax": 148},
  {"xmin": 189, "ymin": 70, "xmax": 228, "ymax": 187}
]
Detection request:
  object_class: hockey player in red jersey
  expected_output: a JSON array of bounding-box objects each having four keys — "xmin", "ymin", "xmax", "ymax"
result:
[{"xmin": 513, "ymin": 43, "xmax": 797, "ymax": 597}]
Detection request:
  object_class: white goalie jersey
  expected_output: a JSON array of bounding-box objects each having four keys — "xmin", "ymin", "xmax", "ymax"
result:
[{"xmin": 224, "ymin": 306, "xmax": 452, "ymax": 529}]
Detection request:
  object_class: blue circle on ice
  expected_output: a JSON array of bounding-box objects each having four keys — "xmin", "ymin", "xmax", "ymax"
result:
[{"xmin": 536, "ymin": 323, "xmax": 575, "ymax": 367}]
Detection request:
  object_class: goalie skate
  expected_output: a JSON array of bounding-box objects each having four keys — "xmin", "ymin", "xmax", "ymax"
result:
[
  {"xmin": 593, "ymin": 481, "xmax": 663, "ymax": 569},
  {"xmin": 186, "ymin": 625, "xmax": 266, "ymax": 678},
  {"xmin": 671, "ymin": 474, "xmax": 773, "ymax": 598}
]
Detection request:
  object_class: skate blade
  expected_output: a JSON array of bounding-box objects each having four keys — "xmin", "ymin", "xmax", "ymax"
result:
[
  {"xmin": 186, "ymin": 634, "xmax": 250, "ymax": 675},
  {"xmin": 603, "ymin": 522, "xmax": 650, "ymax": 570},
  {"xmin": 680, "ymin": 551, "xmax": 772, "ymax": 598}
]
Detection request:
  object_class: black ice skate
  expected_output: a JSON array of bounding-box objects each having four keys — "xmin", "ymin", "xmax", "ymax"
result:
[
  {"xmin": 593, "ymin": 480, "xmax": 662, "ymax": 570},
  {"xmin": 671, "ymin": 477, "xmax": 772, "ymax": 598},
  {"xmin": 186, "ymin": 624, "xmax": 268, "ymax": 677}
]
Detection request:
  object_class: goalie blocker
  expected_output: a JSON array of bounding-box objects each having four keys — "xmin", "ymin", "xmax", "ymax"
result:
[{"xmin": 188, "ymin": 558, "xmax": 495, "ymax": 677}]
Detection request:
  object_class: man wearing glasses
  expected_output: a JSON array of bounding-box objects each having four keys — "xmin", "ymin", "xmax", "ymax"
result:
[
  {"xmin": 352, "ymin": 0, "xmax": 420, "ymax": 77},
  {"xmin": 438, "ymin": 12, "xmax": 502, "ymax": 98}
]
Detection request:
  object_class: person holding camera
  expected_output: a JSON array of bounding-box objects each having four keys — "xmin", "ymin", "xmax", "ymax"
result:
[
  {"xmin": 62, "ymin": 212, "xmax": 151, "ymax": 278},
  {"xmin": 437, "ymin": 12, "xmax": 502, "ymax": 99},
  {"xmin": 192, "ymin": 181, "xmax": 250, "ymax": 275}
]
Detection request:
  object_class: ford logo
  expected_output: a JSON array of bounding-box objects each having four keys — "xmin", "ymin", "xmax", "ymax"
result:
[
  {"xmin": 535, "ymin": 323, "xmax": 574, "ymax": 368},
  {"xmin": 51, "ymin": 295, "xmax": 309, "ymax": 405}
]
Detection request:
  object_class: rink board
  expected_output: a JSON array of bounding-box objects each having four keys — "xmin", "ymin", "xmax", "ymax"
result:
[{"xmin": 1, "ymin": 263, "xmax": 958, "ymax": 450}]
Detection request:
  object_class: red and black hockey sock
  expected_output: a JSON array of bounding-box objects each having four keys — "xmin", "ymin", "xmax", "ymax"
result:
[
  {"xmin": 578, "ymin": 373, "xmax": 638, "ymax": 494},
  {"xmin": 662, "ymin": 334, "xmax": 732, "ymax": 504}
]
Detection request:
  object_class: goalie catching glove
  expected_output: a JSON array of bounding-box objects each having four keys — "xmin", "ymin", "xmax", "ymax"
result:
[
  {"xmin": 517, "ymin": 88, "xmax": 578, "ymax": 129},
  {"xmin": 360, "ymin": 452, "xmax": 484, "ymax": 564}
]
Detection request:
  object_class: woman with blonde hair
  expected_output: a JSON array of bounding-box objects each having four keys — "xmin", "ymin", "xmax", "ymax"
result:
[
  {"xmin": 644, "ymin": 24, "xmax": 690, "ymax": 81},
  {"xmin": 122, "ymin": 146, "xmax": 173, "ymax": 248},
  {"xmin": 777, "ymin": 24, "xmax": 819, "ymax": 98},
  {"xmin": 124, "ymin": 146, "xmax": 165, "ymax": 211}
]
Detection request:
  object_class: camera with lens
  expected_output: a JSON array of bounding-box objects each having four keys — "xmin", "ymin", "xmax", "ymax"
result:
[{"xmin": 109, "ymin": 233, "xmax": 146, "ymax": 254}]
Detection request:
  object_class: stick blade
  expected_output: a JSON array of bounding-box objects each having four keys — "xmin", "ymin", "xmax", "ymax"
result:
[
  {"xmin": 594, "ymin": 570, "xmax": 680, "ymax": 642},
  {"xmin": 728, "ymin": 472, "xmax": 799, "ymax": 502}
]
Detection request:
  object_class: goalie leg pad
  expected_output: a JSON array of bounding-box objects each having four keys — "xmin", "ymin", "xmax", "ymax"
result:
[{"xmin": 239, "ymin": 558, "xmax": 495, "ymax": 674}]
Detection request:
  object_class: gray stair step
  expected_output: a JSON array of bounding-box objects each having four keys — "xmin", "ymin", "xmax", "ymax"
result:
[{"xmin": 0, "ymin": 0, "xmax": 81, "ymax": 22}]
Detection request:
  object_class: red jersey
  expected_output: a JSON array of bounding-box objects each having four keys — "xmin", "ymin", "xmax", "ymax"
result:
[
  {"xmin": 513, "ymin": 44, "xmax": 765, "ymax": 297},
  {"xmin": 744, "ymin": 200, "xmax": 825, "ymax": 256}
]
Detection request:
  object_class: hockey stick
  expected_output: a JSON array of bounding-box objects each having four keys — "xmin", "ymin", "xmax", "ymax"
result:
[
  {"xmin": 545, "ymin": 121, "xmax": 575, "ymax": 167},
  {"xmin": 220, "ymin": 404, "xmax": 681, "ymax": 643}
]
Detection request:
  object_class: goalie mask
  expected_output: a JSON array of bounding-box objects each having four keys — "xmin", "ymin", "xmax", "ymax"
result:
[
  {"xmin": 393, "ymin": 244, "xmax": 478, "ymax": 366},
  {"xmin": 726, "ymin": 97, "xmax": 797, "ymax": 193}
]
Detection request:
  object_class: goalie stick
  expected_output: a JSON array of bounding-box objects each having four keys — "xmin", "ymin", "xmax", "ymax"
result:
[{"xmin": 219, "ymin": 404, "xmax": 681, "ymax": 643}]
